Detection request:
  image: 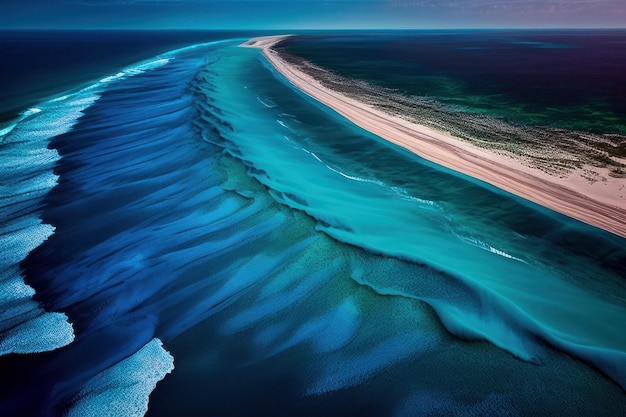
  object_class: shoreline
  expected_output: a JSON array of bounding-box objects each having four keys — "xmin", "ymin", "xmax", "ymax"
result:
[{"xmin": 242, "ymin": 35, "xmax": 626, "ymax": 239}]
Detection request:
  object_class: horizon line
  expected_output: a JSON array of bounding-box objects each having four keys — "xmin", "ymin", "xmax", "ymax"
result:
[{"xmin": 1, "ymin": 27, "xmax": 625, "ymax": 31}]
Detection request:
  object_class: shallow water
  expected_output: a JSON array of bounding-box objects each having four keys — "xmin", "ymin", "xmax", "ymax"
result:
[{"xmin": 1, "ymin": 37, "xmax": 625, "ymax": 416}]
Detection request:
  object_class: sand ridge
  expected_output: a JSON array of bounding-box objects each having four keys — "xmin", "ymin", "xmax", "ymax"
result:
[{"xmin": 242, "ymin": 35, "xmax": 626, "ymax": 238}]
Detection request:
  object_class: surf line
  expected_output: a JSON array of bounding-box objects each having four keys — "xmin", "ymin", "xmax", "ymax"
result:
[{"xmin": 243, "ymin": 35, "xmax": 626, "ymax": 239}]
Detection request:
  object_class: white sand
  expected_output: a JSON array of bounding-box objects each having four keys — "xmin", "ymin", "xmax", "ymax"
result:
[{"xmin": 243, "ymin": 35, "xmax": 626, "ymax": 238}]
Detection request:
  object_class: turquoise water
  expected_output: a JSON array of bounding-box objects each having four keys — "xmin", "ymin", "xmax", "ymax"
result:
[
  {"xmin": 153, "ymin": 44, "xmax": 626, "ymax": 414},
  {"xmin": 201, "ymin": 44, "xmax": 626, "ymax": 376},
  {"xmin": 1, "ymin": 37, "xmax": 625, "ymax": 415}
]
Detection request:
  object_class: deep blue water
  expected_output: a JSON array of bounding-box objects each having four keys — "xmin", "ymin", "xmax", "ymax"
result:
[
  {"xmin": 0, "ymin": 30, "xmax": 266, "ymax": 124},
  {"xmin": 1, "ymin": 31, "xmax": 626, "ymax": 416},
  {"xmin": 280, "ymin": 30, "xmax": 626, "ymax": 134}
]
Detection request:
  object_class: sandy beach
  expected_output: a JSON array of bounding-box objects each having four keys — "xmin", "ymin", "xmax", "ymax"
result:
[{"xmin": 242, "ymin": 35, "xmax": 626, "ymax": 238}]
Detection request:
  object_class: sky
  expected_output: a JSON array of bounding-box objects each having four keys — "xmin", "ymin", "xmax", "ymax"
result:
[{"xmin": 1, "ymin": 0, "xmax": 624, "ymax": 30}]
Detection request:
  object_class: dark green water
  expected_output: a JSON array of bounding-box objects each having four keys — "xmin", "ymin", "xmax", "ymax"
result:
[{"xmin": 280, "ymin": 30, "xmax": 626, "ymax": 135}]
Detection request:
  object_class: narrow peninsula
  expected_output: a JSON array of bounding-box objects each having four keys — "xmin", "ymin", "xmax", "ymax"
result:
[{"xmin": 242, "ymin": 35, "xmax": 626, "ymax": 239}]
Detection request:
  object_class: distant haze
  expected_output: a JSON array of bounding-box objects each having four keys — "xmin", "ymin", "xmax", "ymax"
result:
[{"xmin": 1, "ymin": 0, "xmax": 625, "ymax": 29}]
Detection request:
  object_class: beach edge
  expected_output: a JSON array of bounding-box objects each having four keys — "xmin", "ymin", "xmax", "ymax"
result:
[{"xmin": 243, "ymin": 35, "xmax": 626, "ymax": 239}]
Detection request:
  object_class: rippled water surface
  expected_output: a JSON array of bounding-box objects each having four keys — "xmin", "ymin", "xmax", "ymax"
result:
[{"xmin": 1, "ymin": 34, "xmax": 625, "ymax": 416}]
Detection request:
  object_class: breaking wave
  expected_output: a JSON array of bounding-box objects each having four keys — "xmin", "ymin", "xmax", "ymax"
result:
[{"xmin": 1, "ymin": 39, "xmax": 625, "ymax": 417}]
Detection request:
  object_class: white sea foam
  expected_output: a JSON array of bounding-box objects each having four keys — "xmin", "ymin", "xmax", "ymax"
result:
[
  {"xmin": 0, "ymin": 123, "xmax": 16, "ymax": 137},
  {"xmin": 278, "ymin": 112, "xmax": 301, "ymax": 123},
  {"xmin": 301, "ymin": 147, "xmax": 323, "ymax": 163},
  {"xmin": 298, "ymin": 146, "xmax": 384, "ymax": 185},
  {"xmin": 161, "ymin": 39, "xmax": 235, "ymax": 58},
  {"xmin": 65, "ymin": 338, "xmax": 174, "ymax": 417},
  {"xmin": 321, "ymin": 158, "xmax": 384, "ymax": 186},
  {"xmin": 257, "ymin": 96, "xmax": 277, "ymax": 108},
  {"xmin": 98, "ymin": 59, "xmax": 171, "ymax": 84},
  {"xmin": 1, "ymin": 111, "xmax": 74, "ymax": 354},
  {"xmin": 456, "ymin": 233, "xmax": 527, "ymax": 263},
  {"xmin": 24, "ymin": 107, "xmax": 42, "ymax": 116},
  {"xmin": 99, "ymin": 72, "xmax": 125, "ymax": 83},
  {"xmin": 50, "ymin": 94, "xmax": 70, "ymax": 102},
  {"xmin": 390, "ymin": 186, "xmax": 438, "ymax": 207},
  {"xmin": 0, "ymin": 49, "xmax": 177, "ymax": 357},
  {"xmin": 0, "ymin": 310, "xmax": 74, "ymax": 355},
  {"xmin": 282, "ymin": 135, "xmax": 299, "ymax": 147},
  {"xmin": 1, "ymin": 55, "xmax": 172, "ymax": 145},
  {"xmin": 276, "ymin": 119, "xmax": 293, "ymax": 131},
  {"xmin": 325, "ymin": 164, "xmax": 381, "ymax": 184}
]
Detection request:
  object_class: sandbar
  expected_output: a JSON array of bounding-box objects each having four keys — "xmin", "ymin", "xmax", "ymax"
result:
[{"xmin": 243, "ymin": 35, "xmax": 626, "ymax": 238}]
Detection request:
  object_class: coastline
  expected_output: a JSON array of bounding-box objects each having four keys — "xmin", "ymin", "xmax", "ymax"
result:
[{"xmin": 242, "ymin": 35, "xmax": 626, "ymax": 239}]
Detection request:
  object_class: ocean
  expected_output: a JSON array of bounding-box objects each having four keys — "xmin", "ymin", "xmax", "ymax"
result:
[
  {"xmin": 1, "ymin": 30, "xmax": 625, "ymax": 416},
  {"xmin": 0, "ymin": 30, "xmax": 261, "ymax": 124},
  {"xmin": 279, "ymin": 30, "xmax": 626, "ymax": 135}
]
